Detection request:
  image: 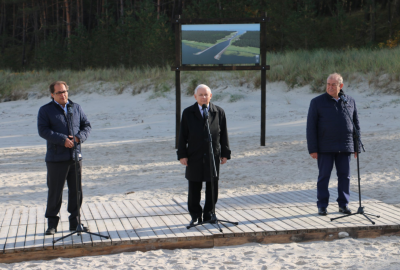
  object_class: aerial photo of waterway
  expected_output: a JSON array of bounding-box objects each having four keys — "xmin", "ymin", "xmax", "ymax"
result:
[{"xmin": 181, "ymin": 24, "xmax": 260, "ymax": 65}]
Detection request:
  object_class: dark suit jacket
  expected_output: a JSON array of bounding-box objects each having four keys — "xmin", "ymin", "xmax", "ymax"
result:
[{"xmin": 177, "ymin": 102, "xmax": 231, "ymax": 182}]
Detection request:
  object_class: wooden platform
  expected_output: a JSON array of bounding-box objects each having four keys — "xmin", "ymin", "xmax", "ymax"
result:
[{"xmin": 1, "ymin": 188, "xmax": 400, "ymax": 263}]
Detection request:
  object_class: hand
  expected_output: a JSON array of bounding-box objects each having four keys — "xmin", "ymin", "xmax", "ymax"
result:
[
  {"xmin": 64, "ymin": 136, "xmax": 74, "ymax": 148},
  {"xmin": 220, "ymin": 157, "xmax": 228, "ymax": 164},
  {"xmin": 180, "ymin": 158, "xmax": 188, "ymax": 166},
  {"xmin": 354, "ymin": 152, "xmax": 358, "ymax": 159},
  {"xmin": 310, "ymin": 153, "xmax": 318, "ymax": 159},
  {"xmin": 74, "ymin": 136, "xmax": 80, "ymax": 143}
]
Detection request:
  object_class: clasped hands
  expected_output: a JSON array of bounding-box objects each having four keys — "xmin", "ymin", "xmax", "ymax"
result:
[
  {"xmin": 64, "ymin": 135, "xmax": 80, "ymax": 148},
  {"xmin": 180, "ymin": 157, "xmax": 228, "ymax": 166}
]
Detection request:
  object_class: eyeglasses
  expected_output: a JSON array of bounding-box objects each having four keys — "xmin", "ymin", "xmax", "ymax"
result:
[
  {"xmin": 54, "ymin": 90, "xmax": 68, "ymax": 95},
  {"xmin": 326, "ymin": 83, "xmax": 339, "ymax": 87}
]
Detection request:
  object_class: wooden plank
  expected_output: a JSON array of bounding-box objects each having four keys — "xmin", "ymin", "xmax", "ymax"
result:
[
  {"xmin": 108, "ymin": 202, "xmax": 126, "ymax": 218},
  {"xmin": 229, "ymin": 193, "xmax": 262, "ymax": 209},
  {"xmin": 135, "ymin": 217, "xmax": 159, "ymax": 240},
  {"xmin": 0, "ymin": 210, "xmax": 6, "ymax": 227},
  {"xmin": 293, "ymin": 206, "xmax": 339, "ymax": 230},
  {"xmin": 53, "ymin": 221, "xmax": 68, "ymax": 249},
  {"xmin": 0, "ymin": 225, "xmax": 10, "ymax": 252},
  {"xmin": 121, "ymin": 201, "xmax": 142, "ymax": 217},
  {"xmin": 14, "ymin": 224, "xmax": 27, "ymax": 251},
  {"xmin": 262, "ymin": 208, "xmax": 307, "ymax": 231},
  {"xmin": 278, "ymin": 207, "xmax": 320, "ymax": 231},
  {"xmin": 125, "ymin": 201, "xmax": 150, "ymax": 217},
  {"xmin": 116, "ymin": 201, "xmax": 136, "ymax": 218},
  {"xmin": 217, "ymin": 211, "xmax": 247, "ymax": 235},
  {"xmin": 144, "ymin": 200, "xmax": 166, "ymax": 216},
  {"xmin": 172, "ymin": 197, "xmax": 188, "ymax": 213},
  {"xmin": 137, "ymin": 201, "xmax": 159, "ymax": 217},
  {"xmin": 3, "ymin": 225, "xmax": 18, "ymax": 253},
  {"xmin": 87, "ymin": 203, "xmax": 102, "ymax": 220},
  {"xmin": 151, "ymin": 199, "xmax": 175, "ymax": 215},
  {"xmin": 103, "ymin": 219, "xmax": 122, "ymax": 244},
  {"xmin": 102, "ymin": 202, "xmax": 118, "ymax": 219},
  {"xmin": 143, "ymin": 216, "xmax": 168, "ymax": 238},
  {"xmin": 24, "ymin": 223, "xmax": 37, "ymax": 251},
  {"xmin": 272, "ymin": 191, "xmax": 310, "ymax": 207},
  {"xmin": 175, "ymin": 214, "xmax": 211, "ymax": 237},
  {"xmin": 220, "ymin": 194, "xmax": 248, "ymax": 210},
  {"xmin": 27, "ymin": 207, "xmax": 37, "ymax": 225},
  {"xmin": 159, "ymin": 215, "xmax": 191, "ymax": 238},
  {"xmin": 81, "ymin": 203, "xmax": 94, "ymax": 220},
  {"xmin": 152, "ymin": 216, "xmax": 178, "ymax": 239},
  {"xmin": 242, "ymin": 209, "xmax": 277, "ymax": 233},
  {"xmin": 159, "ymin": 198, "xmax": 187, "ymax": 215},
  {"xmin": 239, "ymin": 192, "xmax": 276, "ymax": 209},
  {"xmin": 94, "ymin": 219, "xmax": 112, "ymax": 246},
  {"xmin": 85, "ymin": 219, "xmax": 102, "ymax": 246},
  {"xmin": 253, "ymin": 209, "xmax": 295, "ymax": 232},
  {"xmin": 110, "ymin": 218, "xmax": 131, "ymax": 244},
  {"xmin": 33, "ymin": 206, "xmax": 46, "ymax": 250},
  {"xmin": 19, "ymin": 208, "xmax": 29, "ymax": 225},
  {"xmin": 77, "ymin": 210, "xmax": 92, "ymax": 247},
  {"xmin": 95, "ymin": 203, "xmax": 111, "ymax": 220},
  {"xmin": 228, "ymin": 210, "xmax": 265, "ymax": 234},
  {"xmin": 1, "ymin": 208, "xmax": 14, "ymax": 228},
  {"xmin": 119, "ymin": 218, "xmax": 140, "ymax": 242},
  {"xmin": 10, "ymin": 208, "xmax": 21, "ymax": 226}
]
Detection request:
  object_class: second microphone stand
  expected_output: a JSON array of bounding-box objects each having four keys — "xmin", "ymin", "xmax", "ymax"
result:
[
  {"xmin": 187, "ymin": 105, "xmax": 238, "ymax": 232},
  {"xmin": 330, "ymin": 92, "xmax": 380, "ymax": 225},
  {"xmin": 54, "ymin": 104, "xmax": 109, "ymax": 243}
]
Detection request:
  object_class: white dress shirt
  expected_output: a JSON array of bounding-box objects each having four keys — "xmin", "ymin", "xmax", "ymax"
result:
[{"xmin": 198, "ymin": 103, "xmax": 209, "ymax": 118}]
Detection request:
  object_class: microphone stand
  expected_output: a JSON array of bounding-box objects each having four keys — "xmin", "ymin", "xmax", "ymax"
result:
[
  {"xmin": 54, "ymin": 105, "xmax": 109, "ymax": 243},
  {"xmin": 330, "ymin": 93, "xmax": 380, "ymax": 225},
  {"xmin": 187, "ymin": 106, "xmax": 238, "ymax": 232}
]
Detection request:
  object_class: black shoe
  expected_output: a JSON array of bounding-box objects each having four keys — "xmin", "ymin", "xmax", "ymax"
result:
[
  {"xmin": 45, "ymin": 227, "xmax": 57, "ymax": 235},
  {"xmin": 189, "ymin": 217, "xmax": 202, "ymax": 227},
  {"xmin": 339, "ymin": 206, "xmax": 352, "ymax": 214},
  {"xmin": 69, "ymin": 224, "xmax": 89, "ymax": 232},
  {"xmin": 318, "ymin": 207, "xmax": 328, "ymax": 216}
]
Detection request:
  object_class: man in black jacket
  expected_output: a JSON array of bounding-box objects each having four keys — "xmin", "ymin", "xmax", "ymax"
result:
[
  {"xmin": 177, "ymin": 84, "xmax": 231, "ymax": 225},
  {"xmin": 38, "ymin": 81, "xmax": 91, "ymax": 235},
  {"xmin": 307, "ymin": 73, "xmax": 360, "ymax": 216}
]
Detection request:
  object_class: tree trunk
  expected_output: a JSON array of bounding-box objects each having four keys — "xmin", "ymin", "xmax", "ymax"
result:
[
  {"xmin": 33, "ymin": 0, "xmax": 39, "ymax": 52},
  {"xmin": 13, "ymin": 4, "xmax": 16, "ymax": 45},
  {"xmin": 388, "ymin": 0, "xmax": 392, "ymax": 39},
  {"xmin": 81, "ymin": 0, "xmax": 84, "ymax": 24},
  {"xmin": 157, "ymin": 0, "xmax": 160, "ymax": 19},
  {"xmin": 120, "ymin": 0, "xmax": 124, "ymax": 23},
  {"xmin": 64, "ymin": 0, "xmax": 71, "ymax": 46},
  {"xmin": 369, "ymin": 0, "xmax": 375, "ymax": 43},
  {"xmin": 1, "ymin": 1, "xmax": 5, "ymax": 53},
  {"xmin": 22, "ymin": 3, "xmax": 27, "ymax": 67},
  {"xmin": 77, "ymin": 0, "xmax": 81, "ymax": 26}
]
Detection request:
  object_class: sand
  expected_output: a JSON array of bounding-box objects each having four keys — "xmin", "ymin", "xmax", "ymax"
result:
[{"xmin": 0, "ymin": 81, "xmax": 399, "ymax": 269}]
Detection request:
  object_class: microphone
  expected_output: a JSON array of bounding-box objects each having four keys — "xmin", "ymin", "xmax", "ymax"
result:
[
  {"xmin": 338, "ymin": 90, "xmax": 348, "ymax": 104},
  {"xmin": 202, "ymin": 104, "xmax": 209, "ymax": 119},
  {"xmin": 67, "ymin": 103, "xmax": 74, "ymax": 114}
]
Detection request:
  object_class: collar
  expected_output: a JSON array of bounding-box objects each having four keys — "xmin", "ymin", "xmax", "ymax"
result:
[
  {"xmin": 54, "ymin": 99, "xmax": 69, "ymax": 108},
  {"xmin": 198, "ymin": 103, "xmax": 209, "ymax": 112}
]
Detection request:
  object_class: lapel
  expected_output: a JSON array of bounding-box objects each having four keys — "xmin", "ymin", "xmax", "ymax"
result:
[
  {"xmin": 191, "ymin": 102, "xmax": 203, "ymax": 122},
  {"xmin": 208, "ymin": 102, "xmax": 217, "ymax": 125}
]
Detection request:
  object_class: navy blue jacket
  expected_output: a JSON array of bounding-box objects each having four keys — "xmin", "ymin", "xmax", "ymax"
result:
[
  {"xmin": 37, "ymin": 100, "xmax": 91, "ymax": 162},
  {"xmin": 306, "ymin": 92, "xmax": 360, "ymax": 154}
]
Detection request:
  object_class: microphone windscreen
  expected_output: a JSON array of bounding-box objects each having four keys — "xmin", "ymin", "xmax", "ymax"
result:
[{"xmin": 202, "ymin": 104, "xmax": 207, "ymax": 109}]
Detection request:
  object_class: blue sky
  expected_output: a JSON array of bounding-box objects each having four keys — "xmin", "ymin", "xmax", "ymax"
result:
[{"xmin": 182, "ymin": 24, "xmax": 260, "ymax": 31}]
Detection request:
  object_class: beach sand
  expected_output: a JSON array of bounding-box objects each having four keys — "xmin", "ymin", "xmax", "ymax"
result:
[{"xmin": 0, "ymin": 81, "xmax": 399, "ymax": 269}]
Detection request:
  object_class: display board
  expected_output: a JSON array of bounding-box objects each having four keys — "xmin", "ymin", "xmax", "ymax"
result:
[{"xmin": 182, "ymin": 24, "xmax": 260, "ymax": 65}]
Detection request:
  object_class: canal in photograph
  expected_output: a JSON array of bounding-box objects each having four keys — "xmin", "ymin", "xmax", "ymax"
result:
[{"xmin": 182, "ymin": 30, "xmax": 258, "ymax": 65}]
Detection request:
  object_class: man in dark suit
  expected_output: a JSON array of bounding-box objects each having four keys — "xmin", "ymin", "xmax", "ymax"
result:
[
  {"xmin": 307, "ymin": 73, "xmax": 360, "ymax": 216},
  {"xmin": 177, "ymin": 84, "xmax": 231, "ymax": 225},
  {"xmin": 38, "ymin": 81, "xmax": 91, "ymax": 235}
]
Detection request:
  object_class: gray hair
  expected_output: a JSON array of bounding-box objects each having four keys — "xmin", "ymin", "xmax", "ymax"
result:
[
  {"xmin": 327, "ymin": 73, "xmax": 343, "ymax": 84},
  {"xmin": 194, "ymin": 84, "xmax": 212, "ymax": 95}
]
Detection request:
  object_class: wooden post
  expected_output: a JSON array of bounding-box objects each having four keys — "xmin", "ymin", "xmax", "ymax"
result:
[
  {"xmin": 175, "ymin": 15, "xmax": 181, "ymax": 149},
  {"xmin": 260, "ymin": 13, "xmax": 267, "ymax": 146}
]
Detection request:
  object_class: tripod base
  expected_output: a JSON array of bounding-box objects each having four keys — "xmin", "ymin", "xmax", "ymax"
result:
[
  {"xmin": 330, "ymin": 206, "xmax": 380, "ymax": 225},
  {"xmin": 187, "ymin": 214, "xmax": 238, "ymax": 232},
  {"xmin": 53, "ymin": 224, "xmax": 109, "ymax": 243}
]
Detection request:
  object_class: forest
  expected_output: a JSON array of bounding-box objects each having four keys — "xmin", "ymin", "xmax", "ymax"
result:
[
  {"xmin": 182, "ymin": 31, "xmax": 234, "ymax": 44},
  {"xmin": 0, "ymin": 0, "xmax": 399, "ymax": 71},
  {"xmin": 232, "ymin": 31, "xmax": 260, "ymax": 48}
]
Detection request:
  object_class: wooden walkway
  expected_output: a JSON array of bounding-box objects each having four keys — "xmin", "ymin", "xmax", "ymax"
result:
[{"xmin": 1, "ymin": 188, "xmax": 399, "ymax": 263}]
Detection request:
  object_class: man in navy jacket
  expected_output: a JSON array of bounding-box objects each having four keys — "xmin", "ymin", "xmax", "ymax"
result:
[
  {"xmin": 38, "ymin": 81, "xmax": 91, "ymax": 235},
  {"xmin": 307, "ymin": 73, "xmax": 360, "ymax": 216}
]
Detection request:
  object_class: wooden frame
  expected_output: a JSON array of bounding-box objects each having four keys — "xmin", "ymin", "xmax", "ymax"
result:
[{"xmin": 172, "ymin": 15, "xmax": 270, "ymax": 148}]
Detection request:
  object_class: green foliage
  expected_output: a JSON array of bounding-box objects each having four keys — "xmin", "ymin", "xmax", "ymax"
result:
[
  {"xmin": 232, "ymin": 31, "xmax": 260, "ymax": 48},
  {"xmin": 182, "ymin": 31, "xmax": 235, "ymax": 43}
]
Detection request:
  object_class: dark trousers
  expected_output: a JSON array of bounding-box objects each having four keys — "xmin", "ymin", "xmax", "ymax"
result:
[
  {"xmin": 317, "ymin": 152, "xmax": 351, "ymax": 208},
  {"xmin": 45, "ymin": 160, "xmax": 82, "ymax": 228},
  {"xmin": 188, "ymin": 180, "xmax": 218, "ymax": 220}
]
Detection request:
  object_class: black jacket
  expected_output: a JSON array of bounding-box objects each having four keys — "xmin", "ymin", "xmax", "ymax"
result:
[
  {"xmin": 177, "ymin": 102, "xmax": 231, "ymax": 182},
  {"xmin": 37, "ymin": 100, "xmax": 91, "ymax": 162},
  {"xmin": 307, "ymin": 91, "xmax": 360, "ymax": 154}
]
